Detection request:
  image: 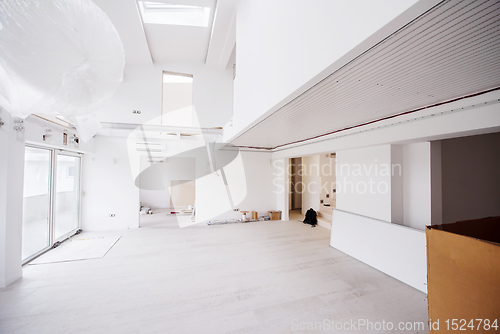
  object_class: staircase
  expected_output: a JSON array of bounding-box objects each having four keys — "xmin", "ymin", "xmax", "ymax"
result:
[{"xmin": 317, "ymin": 204, "xmax": 334, "ymax": 230}]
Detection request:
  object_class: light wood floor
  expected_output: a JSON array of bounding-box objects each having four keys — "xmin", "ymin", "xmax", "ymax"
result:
[
  {"xmin": 0, "ymin": 215, "xmax": 428, "ymax": 333},
  {"xmin": 289, "ymin": 209, "xmax": 305, "ymax": 222}
]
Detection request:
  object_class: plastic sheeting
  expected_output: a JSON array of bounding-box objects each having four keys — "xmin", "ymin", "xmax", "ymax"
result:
[{"xmin": 0, "ymin": 0, "xmax": 125, "ymax": 141}]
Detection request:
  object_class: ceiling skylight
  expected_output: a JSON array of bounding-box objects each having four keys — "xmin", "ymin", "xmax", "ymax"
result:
[
  {"xmin": 163, "ymin": 72, "xmax": 193, "ymax": 83},
  {"xmin": 138, "ymin": 1, "xmax": 210, "ymax": 27}
]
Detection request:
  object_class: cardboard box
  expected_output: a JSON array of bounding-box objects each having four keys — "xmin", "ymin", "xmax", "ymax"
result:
[
  {"xmin": 251, "ymin": 211, "xmax": 258, "ymax": 220},
  {"xmin": 426, "ymin": 216, "xmax": 500, "ymax": 333},
  {"xmin": 268, "ymin": 210, "xmax": 281, "ymax": 221},
  {"xmin": 240, "ymin": 211, "xmax": 249, "ymax": 221}
]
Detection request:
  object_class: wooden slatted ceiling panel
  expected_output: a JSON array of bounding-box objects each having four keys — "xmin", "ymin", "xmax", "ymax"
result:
[{"xmin": 230, "ymin": 0, "xmax": 500, "ymax": 149}]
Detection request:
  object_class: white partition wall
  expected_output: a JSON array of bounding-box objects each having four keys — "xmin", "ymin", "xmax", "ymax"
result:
[
  {"xmin": 336, "ymin": 145, "xmax": 393, "ymax": 221},
  {"xmin": 402, "ymin": 142, "xmax": 432, "ymax": 230},
  {"xmin": 331, "ymin": 209, "xmax": 427, "ymax": 293},
  {"xmin": 330, "ymin": 144, "xmax": 429, "ymax": 293}
]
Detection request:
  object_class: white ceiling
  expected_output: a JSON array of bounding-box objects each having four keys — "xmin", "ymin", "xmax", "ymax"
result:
[
  {"xmin": 229, "ymin": 0, "xmax": 500, "ymax": 149},
  {"xmin": 94, "ymin": 0, "xmax": 238, "ymax": 68},
  {"xmin": 93, "ymin": 0, "xmax": 153, "ymax": 65},
  {"xmin": 144, "ymin": 23, "xmax": 212, "ymax": 63},
  {"xmin": 93, "ymin": 0, "xmax": 234, "ymax": 66},
  {"xmin": 205, "ymin": 0, "xmax": 238, "ymax": 68},
  {"xmin": 142, "ymin": 0, "xmax": 216, "ymax": 63},
  {"xmin": 89, "ymin": 0, "xmax": 236, "ymax": 132}
]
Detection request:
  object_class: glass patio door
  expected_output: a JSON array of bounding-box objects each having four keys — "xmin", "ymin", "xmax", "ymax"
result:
[
  {"xmin": 22, "ymin": 147, "xmax": 53, "ymax": 261},
  {"xmin": 22, "ymin": 146, "xmax": 82, "ymax": 263},
  {"xmin": 54, "ymin": 153, "xmax": 81, "ymax": 241}
]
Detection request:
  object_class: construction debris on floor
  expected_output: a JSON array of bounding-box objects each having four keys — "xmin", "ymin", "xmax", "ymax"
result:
[
  {"xmin": 207, "ymin": 217, "xmax": 271, "ymax": 225},
  {"xmin": 140, "ymin": 206, "xmax": 152, "ymax": 215}
]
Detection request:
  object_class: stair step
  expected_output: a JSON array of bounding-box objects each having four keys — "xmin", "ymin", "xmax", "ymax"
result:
[
  {"xmin": 318, "ymin": 211, "xmax": 333, "ymax": 220},
  {"xmin": 317, "ymin": 217, "xmax": 332, "ymax": 230}
]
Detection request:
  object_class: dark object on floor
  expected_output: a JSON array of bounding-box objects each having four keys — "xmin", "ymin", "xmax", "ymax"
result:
[{"xmin": 303, "ymin": 208, "xmax": 317, "ymax": 227}]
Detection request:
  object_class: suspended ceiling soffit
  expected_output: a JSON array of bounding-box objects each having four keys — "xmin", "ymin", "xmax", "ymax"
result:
[{"xmin": 229, "ymin": 0, "xmax": 500, "ymax": 150}]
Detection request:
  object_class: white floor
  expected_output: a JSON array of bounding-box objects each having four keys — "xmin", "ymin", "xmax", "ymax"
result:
[
  {"xmin": 0, "ymin": 215, "xmax": 428, "ymax": 334},
  {"xmin": 29, "ymin": 236, "xmax": 121, "ymax": 265}
]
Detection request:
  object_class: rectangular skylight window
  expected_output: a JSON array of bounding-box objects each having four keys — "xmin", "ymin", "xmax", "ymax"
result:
[
  {"xmin": 138, "ymin": 1, "xmax": 210, "ymax": 27},
  {"xmin": 163, "ymin": 72, "xmax": 193, "ymax": 83},
  {"xmin": 143, "ymin": 2, "xmax": 203, "ymax": 11}
]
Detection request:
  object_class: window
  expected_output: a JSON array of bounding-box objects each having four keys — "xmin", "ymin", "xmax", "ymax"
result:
[
  {"xmin": 161, "ymin": 71, "xmax": 195, "ymax": 127},
  {"xmin": 138, "ymin": 1, "xmax": 211, "ymax": 27}
]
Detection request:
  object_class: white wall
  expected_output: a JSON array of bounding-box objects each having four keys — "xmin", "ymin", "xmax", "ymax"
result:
[
  {"xmin": 170, "ymin": 180, "xmax": 195, "ymax": 207},
  {"xmin": 402, "ymin": 142, "xmax": 431, "ymax": 230},
  {"xmin": 0, "ymin": 112, "xmax": 25, "ymax": 287},
  {"xmin": 81, "ymin": 136, "xmax": 139, "ymax": 231},
  {"xmin": 24, "ymin": 116, "xmax": 94, "ymax": 153},
  {"xmin": 288, "ymin": 142, "xmax": 438, "ymax": 231},
  {"xmin": 336, "ymin": 145, "xmax": 393, "ymax": 222},
  {"xmin": 331, "ymin": 210, "xmax": 427, "ymax": 293},
  {"xmin": 274, "ymin": 158, "xmax": 289, "ymax": 221},
  {"xmin": 391, "ymin": 145, "xmax": 404, "ymax": 225},
  {"xmin": 140, "ymin": 188, "xmax": 169, "ymax": 210},
  {"xmin": 226, "ymin": 151, "xmax": 277, "ymax": 217},
  {"xmin": 97, "ymin": 63, "xmax": 233, "ymax": 129},
  {"xmin": 301, "ymin": 155, "xmax": 321, "ymax": 215},
  {"xmin": 330, "ymin": 144, "xmax": 430, "ymax": 293},
  {"xmin": 331, "ymin": 142, "xmax": 443, "ymax": 229},
  {"xmin": 81, "ymin": 136, "xmax": 278, "ymax": 227},
  {"xmin": 441, "ymin": 132, "xmax": 500, "ymax": 223},
  {"xmin": 162, "ymin": 82, "xmax": 193, "ymax": 114},
  {"xmin": 139, "ymin": 156, "xmax": 196, "ymax": 209},
  {"xmin": 227, "ymin": 0, "xmax": 420, "ymax": 141},
  {"xmin": 430, "ymin": 141, "xmax": 442, "ymax": 225},
  {"xmin": 196, "ymin": 151, "xmax": 278, "ymax": 222}
]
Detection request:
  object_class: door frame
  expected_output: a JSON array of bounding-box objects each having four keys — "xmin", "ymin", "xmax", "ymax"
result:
[
  {"xmin": 22, "ymin": 145, "xmax": 83, "ymax": 264},
  {"xmin": 53, "ymin": 150, "xmax": 82, "ymax": 243}
]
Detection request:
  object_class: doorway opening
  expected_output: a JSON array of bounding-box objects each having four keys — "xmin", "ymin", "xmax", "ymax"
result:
[
  {"xmin": 285, "ymin": 153, "xmax": 337, "ymax": 228},
  {"xmin": 318, "ymin": 152, "xmax": 336, "ymax": 227},
  {"xmin": 169, "ymin": 180, "xmax": 195, "ymax": 214},
  {"xmin": 289, "ymin": 157, "xmax": 303, "ymax": 221},
  {"xmin": 138, "ymin": 156, "xmax": 196, "ymax": 228}
]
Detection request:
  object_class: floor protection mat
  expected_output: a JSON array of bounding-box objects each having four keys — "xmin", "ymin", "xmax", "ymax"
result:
[{"xmin": 29, "ymin": 236, "xmax": 121, "ymax": 265}]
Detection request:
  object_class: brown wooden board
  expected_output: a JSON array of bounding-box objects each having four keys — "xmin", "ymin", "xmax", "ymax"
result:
[{"xmin": 426, "ymin": 217, "xmax": 500, "ymax": 333}]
